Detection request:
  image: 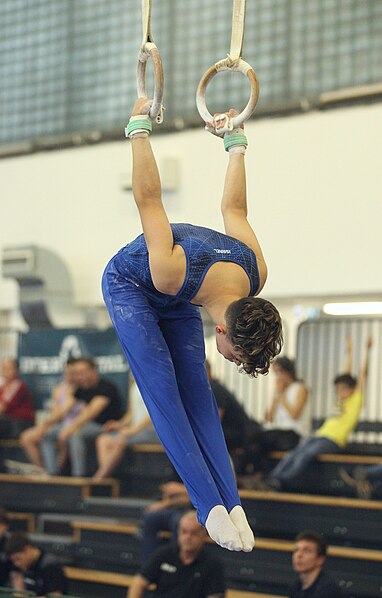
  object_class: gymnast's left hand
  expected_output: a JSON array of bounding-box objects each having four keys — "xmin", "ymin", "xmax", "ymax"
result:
[
  {"xmin": 132, "ymin": 97, "xmax": 153, "ymax": 117},
  {"xmin": 205, "ymin": 108, "xmax": 243, "ymax": 137}
]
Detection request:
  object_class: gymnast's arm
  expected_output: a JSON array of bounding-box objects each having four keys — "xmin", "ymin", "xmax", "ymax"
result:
[
  {"xmin": 220, "ymin": 143, "xmax": 268, "ymax": 291},
  {"xmin": 130, "ymin": 99, "xmax": 182, "ymax": 293}
]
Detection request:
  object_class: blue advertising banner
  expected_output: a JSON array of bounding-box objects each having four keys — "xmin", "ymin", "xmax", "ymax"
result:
[{"xmin": 18, "ymin": 328, "xmax": 129, "ymax": 411}]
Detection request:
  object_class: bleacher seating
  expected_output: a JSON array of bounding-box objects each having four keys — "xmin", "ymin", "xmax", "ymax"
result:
[
  {"xmin": 0, "ymin": 474, "xmax": 119, "ymax": 513},
  {"xmin": 266, "ymin": 451, "xmax": 382, "ymax": 497},
  {"xmin": 240, "ymin": 489, "xmax": 382, "ymax": 549},
  {"xmin": 64, "ymin": 567, "xmax": 286, "ymax": 598},
  {"xmin": 0, "ymin": 444, "xmax": 382, "ymax": 597},
  {"xmin": 7, "ymin": 512, "xmax": 36, "ymax": 533},
  {"xmin": 2, "ymin": 439, "xmax": 382, "ymax": 498}
]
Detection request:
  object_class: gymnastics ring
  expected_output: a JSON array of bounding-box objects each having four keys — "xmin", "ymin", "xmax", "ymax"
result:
[
  {"xmin": 196, "ymin": 56, "xmax": 259, "ymax": 131},
  {"xmin": 137, "ymin": 41, "xmax": 164, "ymax": 124}
]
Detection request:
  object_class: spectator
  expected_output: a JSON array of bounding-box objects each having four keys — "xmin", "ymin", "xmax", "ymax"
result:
[
  {"xmin": 16, "ymin": 358, "xmax": 84, "ymax": 475},
  {"xmin": 41, "ymin": 357, "xmax": 123, "ymax": 476},
  {"xmin": 141, "ymin": 469, "xmax": 191, "ymax": 560},
  {"xmin": 205, "ymin": 360, "xmax": 261, "ymax": 451},
  {"xmin": 255, "ymin": 337, "xmax": 372, "ymax": 492},
  {"xmin": 238, "ymin": 357, "xmax": 309, "ymax": 481},
  {"xmin": 265, "ymin": 357, "xmax": 310, "ymax": 444},
  {"xmin": 93, "ymin": 377, "xmax": 159, "ymax": 480},
  {"xmin": 340, "ymin": 462, "xmax": 382, "ymax": 500},
  {"xmin": 5, "ymin": 532, "xmax": 67, "ymax": 596},
  {"xmin": 289, "ymin": 530, "xmax": 342, "ymax": 597},
  {"xmin": 127, "ymin": 511, "xmax": 225, "ymax": 598},
  {"xmin": 0, "ymin": 358, "xmax": 35, "ymax": 438},
  {"xmin": 0, "ymin": 508, "xmax": 24, "ymax": 590}
]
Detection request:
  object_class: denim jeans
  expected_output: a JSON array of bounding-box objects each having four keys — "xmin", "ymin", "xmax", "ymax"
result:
[
  {"xmin": 269, "ymin": 436, "xmax": 340, "ymax": 487},
  {"xmin": 41, "ymin": 421, "xmax": 103, "ymax": 476},
  {"xmin": 367, "ymin": 463, "xmax": 382, "ymax": 494}
]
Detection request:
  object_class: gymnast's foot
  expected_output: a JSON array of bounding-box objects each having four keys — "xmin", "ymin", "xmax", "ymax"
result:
[
  {"xmin": 229, "ymin": 505, "xmax": 255, "ymax": 552},
  {"xmin": 205, "ymin": 505, "xmax": 243, "ymax": 551}
]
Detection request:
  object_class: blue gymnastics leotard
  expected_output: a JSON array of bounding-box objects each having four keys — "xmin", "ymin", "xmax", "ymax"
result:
[{"xmin": 102, "ymin": 224, "xmax": 259, "ymax": 524}]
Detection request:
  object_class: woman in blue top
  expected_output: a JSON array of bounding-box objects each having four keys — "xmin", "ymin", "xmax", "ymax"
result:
[{"xmin": 102, "ymin": 99, "xmax": 283, "ymax": 552}]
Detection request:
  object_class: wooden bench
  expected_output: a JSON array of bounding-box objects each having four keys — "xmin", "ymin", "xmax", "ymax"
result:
[
  {"xmin": 0, "ymin": 474, "xmax": 120, "ymax": 513},
  {"xmin": 7, "ymin": 511, "xmax": 36, "ymax": 533},
  {"xmin": 130, "ymin": 444, "xmax": 382, "ymax": 464},
  {"xmin": 69, "ymin": 519, "xmax": 382, "ymax": 597},
  {"xmin": 71, "ymin": 519, "xmax": 382, "ymax": 559},
  {"xmin": 0, "ymin": 439, "xmax": 21, "ymax": 448},
  {"xmin": 269, "ymin": 450, "xmax": 382, "ymax": 464},
  {"xmin": 112, "ymin": 444, "xmax": 382, "ymax": 499},
  {"xmin": 2, "ymin": 440, "xmax": 382, "ymax": 461},
  {"xmin": 262, "ymin": 451, "xmax": 382, "ymax": 497},
  {"xmin": 240, "ymin": 489, "xmax": 382, "ymax": 549},
  {"xmin": 64, "ymin": 566, "xmax": 286, "ymax": 597},
  {"xmin": 75, "ymin": 488, "xmax": 382, "ymax": 549}
]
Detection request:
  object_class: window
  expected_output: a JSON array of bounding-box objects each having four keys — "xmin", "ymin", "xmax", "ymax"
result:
[{"xmin": 1, "ymin": 0, "xmax": 381, "ymax": 147}]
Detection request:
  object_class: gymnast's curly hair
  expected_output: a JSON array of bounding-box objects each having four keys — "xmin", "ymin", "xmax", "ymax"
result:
[{"xmin": 225, "ymin": 297, "xmax": 283, "ymax": 377}]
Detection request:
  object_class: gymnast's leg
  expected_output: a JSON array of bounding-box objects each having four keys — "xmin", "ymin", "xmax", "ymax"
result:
[
  {"xmin": 159, "ymin": 303, "xmax": 254, "ymax": 551},
  {"xmin": 102, "ymin": 267, "xmax": 244, "ymax": 550}
]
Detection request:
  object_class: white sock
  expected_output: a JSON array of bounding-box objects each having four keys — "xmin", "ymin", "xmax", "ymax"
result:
[
  {"xmin": 229, "ymin": 505, "xmax": 255, "ymax": 552},
  {"xmin": 205, "ymin": 505, "xmax": 243, "ymax": 552}
]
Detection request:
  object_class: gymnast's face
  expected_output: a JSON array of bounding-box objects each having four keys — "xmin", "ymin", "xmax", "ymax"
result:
[{"xmin": 215, "ymin": 330, "xmax": 242, "ymax": 366}]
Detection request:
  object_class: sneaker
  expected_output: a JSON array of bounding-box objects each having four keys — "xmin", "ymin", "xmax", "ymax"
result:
[
  {"xmin": 339, "ymin": 466, "xmax": 373, "ymax": 500},
  {"xmin": 4, "ymin": 459, "xmax": 48, "ymax": 477}
]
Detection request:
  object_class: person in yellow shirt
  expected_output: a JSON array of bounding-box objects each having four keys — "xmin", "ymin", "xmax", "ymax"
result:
[{"xmin": 256, "ymin": 336, "xmax": 372, "ymax": 492}]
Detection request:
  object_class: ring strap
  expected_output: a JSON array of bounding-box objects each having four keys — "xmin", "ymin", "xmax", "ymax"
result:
[
  {"xmin": 196, "ymin": 0, "xmax": 258, "ymax": 133},
  {"xmin": 229, "ymin": 0, "xmax": 246, "ymax": 61},
  {"xmin": 136, "ymin": 1, "xmax": 164, "ymax": 124},
  {"xmin": 141, "ymin": 0, "xmax": 153, "ymax": 46}
]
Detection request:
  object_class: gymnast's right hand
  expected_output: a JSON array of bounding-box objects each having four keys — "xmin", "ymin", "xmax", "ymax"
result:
[{"xmin": 132, "ymin": 97, "xmax": 153, "ymax": 116}]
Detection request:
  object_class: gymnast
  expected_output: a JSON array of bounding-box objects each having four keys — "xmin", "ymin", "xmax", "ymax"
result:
[{"xmin": 102, "ymin": 98, "xmax": 283, "ymax": 552}]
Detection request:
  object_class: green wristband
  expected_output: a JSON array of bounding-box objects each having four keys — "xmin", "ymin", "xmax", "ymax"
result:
[
  {"xmin": 125, "ymin": 117, "xmax": 153, "ymax": 138},
  {"xmin": 224, "ymin": 133, "xmax": 248, "ymax": 152}
]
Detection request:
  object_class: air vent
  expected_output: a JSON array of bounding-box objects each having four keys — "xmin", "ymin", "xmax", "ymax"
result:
[{"xmin": 2, "ymin": 248, "xmax": 35, "ymax": 273}]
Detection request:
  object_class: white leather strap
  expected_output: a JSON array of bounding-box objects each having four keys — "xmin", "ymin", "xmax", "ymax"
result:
[
  {"xmin": 196, "ymin": 0, "xmax": 259, "ymax": 134},
  {"xmin": 141, "ymin": 0, "xmax": 153, "ymax": 46},
  {"xmin": 229, "ymin": 0, "xmax": 246, "ymax": 61}
]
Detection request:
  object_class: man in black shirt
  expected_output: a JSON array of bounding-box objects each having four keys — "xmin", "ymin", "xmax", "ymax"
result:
[
  {"xmin": 42, "ymin": 357, "xmax": 123, "ymax": 476},
  {"xmin": 289, "ymin": 531, "xmax": 342, "ymax": 598},
  {"xmin": 6, "ymin": 532, "xmax": 67, "ymax": 596},
  {"xmin": 128, "ymin": 510, "xmax": 225, "ymax": 598}
]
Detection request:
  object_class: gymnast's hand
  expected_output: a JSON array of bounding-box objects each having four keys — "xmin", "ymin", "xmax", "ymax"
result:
[
  {"xmin": 205, "ymin": 108, "xmax": 243, "ymax": 137},
  {"xmin": 132, "ymin": 97, "xmax": 153, "ymax": 117}
]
